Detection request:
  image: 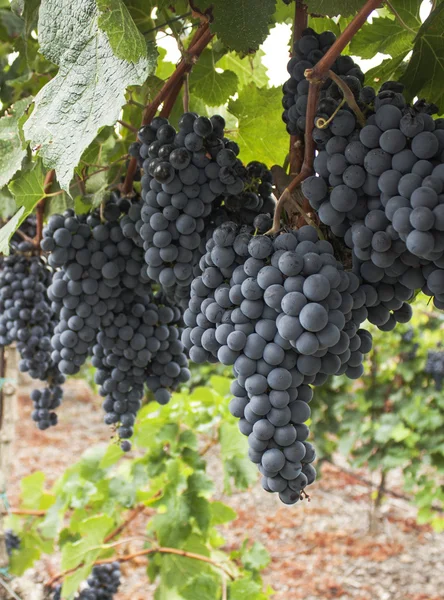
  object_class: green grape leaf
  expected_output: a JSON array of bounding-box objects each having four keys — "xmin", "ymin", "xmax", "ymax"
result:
[
  {"xmin": 20, "ymin": 472, "xmax": 46, "ymax": 510},
  {"xmin": 124, "ymin": 0, "xmax": 156, "ymax": 31},
  {"xmin": 0, "ymin": 206, "xmax": 25, "ymax": 255},
  {"xmin": 181, "ymin": 574, "xmax": 219, "ymax": 600},
  {"xmin": 217, "ymin": 50, "xmax": 268, "ymax": 89},
  {"xmin": 190, "ymin": 49, "xmax": 238, "ymax": 106},
  {"xmin": 210, "ymin": 501, "xmax": 237, "ymax": 525},
  {"xmin": 229, "ymin": 576, "xmax": 268, "ymax": 600},
  {"xmin": 219, "ymin": 422, "xmax": 257, "ymax": 491},
  {"xmin": 272, "ymin": 0, "xmax": 293, "ymax": 23},
  {"xmin": 364, "ymin": 52, "xmax": 408, "ymax": 89},
  {"xmin": 0, "ymin": 160, "xmax": 46, "ymax": 254},
  {"xmin": 350, "ymin": 17, "xmax": 414, "ymax": 61},
  {"xmin": 61, "ymin": 514, "xmax": 113, "ymax": 570},
  {"xmin": 200, "ymin": 0, "xmax": 276, "ymax": 53},
  {"xmin": 388, "ymin": 0, "xmax": 422, "ymax": 29},
  {"xmin": 305, "ymin": 0, "xmax": 365, "ymax": 17},
  {"xmin": 23, "ymin": 0, "xmax": 156, "ymax": 192},
  {"xmin": 308, "ymin": 16, "xmax": 341, "ymax": 36},
  {"xmin": 0, "ymin": 96, "xmax": 32, "ymax": 188},
  {"xmin": 240, "ymin": 541, "xmax": 270, "ymax": 571},
  {"xmin": 402, "ymin": 4, "xmax": 444, "ymax": 112},
  {"xmin": 97, "ymin": 0, "xmax": 146, "ymax": 62},
  {"xmin": 228, "ymin": 85, "xmax": 288, "ymax": 167},
  {"xmin": 8, "ymin": 160, "xmax": 45, "ymax": 209},
  {"xmin": 0, "ymin": 186, "xmax": 16, "ymax": 218}
]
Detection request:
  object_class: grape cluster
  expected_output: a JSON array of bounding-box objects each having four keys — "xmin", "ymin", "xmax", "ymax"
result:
[
  {"xmin": 50, "ymin": 563, "xmax": 121, "ymax": 600},
  {"xmin": 425, "ymin": 350, "xmax": 444, "ymax": 390},
  {"xmin": 282, "ymin": 27, "xmax": 364, "ymax": 140},
  {"xmin": 78, "ymin": 563, "xmax": 121, "ymax": 599},
  {"xmin": 42, "ymin": 205, "xmax": 190, "ymax": 449},
  {"xmin": 224, "ymin": 161, "xmax": 276, "ymax": 229},
  {"xmin": 0, "ymin": 252, "xmax": 64, "ymax": 429},
  {"xmin": 183, "ymin": 222, "xmax": 373, "ymax": 502},
  {"xmin": 302, "ymin": 75, "xmax": 444, "ymax": 329},
  {"xmin": 5, "ymin": 530, "xmax": 20, "ymax": 556},
  {"xmin": 135, "ymin": 113, "xmax": 277, "ymax": 307}
]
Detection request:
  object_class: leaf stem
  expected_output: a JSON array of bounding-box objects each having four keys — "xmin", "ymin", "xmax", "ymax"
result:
[{"xmin": 117, "ymin": 120, "xmax": 138, "ymax": 133}]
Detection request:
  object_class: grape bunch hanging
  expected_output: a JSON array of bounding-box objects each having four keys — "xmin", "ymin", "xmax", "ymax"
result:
[{"xmin": 4, "ymin": 23, "xmax": 444, "ymax": 509}]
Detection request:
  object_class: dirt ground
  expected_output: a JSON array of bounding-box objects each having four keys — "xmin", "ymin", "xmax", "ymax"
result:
[{"xmin": 6, "ymin": 379, "xmax": 444, "ymax": 600}]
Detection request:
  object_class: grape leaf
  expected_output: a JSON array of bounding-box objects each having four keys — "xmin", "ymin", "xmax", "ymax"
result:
[
  {"xmin": 350, "ymin": 17, "xmax": 413, "ymax": 61},
  {"xmin": 364, "ymin": 53, "xmax": 408, "ymax": 89},
  {"xmin": 402, "ymin": 4, "xmax": 444, "ymax": 112},
  {"xmin": 0, "ymin": 160, "xmax": 45, "ymax": 254},
  {"xmin": 190, "ymin": 49, "xmax": 238, "ymax": 106},
  {"xmin": 305, "ymin": 0, "xmax": 364, "ymax": 17},
  {"xmin": 229, "ymin": 577, "xmax": 268, "ymax": 600},
  {"xmin": 0, "ymin": 186, "xmax": 15, "ymax": 218},
  {"xmin": 8, "ymin": 159, "xmax": 45, "ymax": 209},
  {"xmin": 23, "ymin": 0, "xmax": 155, "ymax": 192},
  {"xmin": 240, "ymin": 541, "xmax": 270, "ymax": 571},
  {"xmin": 20, "ymin": 471, "xmax": 46, "ymax": 510},
  {"xmin": 228, "ymin": 85, "xmax": 288, "ymax": 168},
  {"xmin": 200, "ymin": 0, "xmax": 276, "ymax": 53},
  {"xmin": 388, "ymin": 0, "xmax": 421, "ymax": 29},
  {"xmin": 124, "ymin": 0, "xmax": 156, "ymax": 31},
  {"xmin": 210, "ymin": 500, "xmax": 237, "ymax": 525},
  {"xmin": 0, "ymin": 206, "xmax": 25, "ymax": 255},
  {"xmin": 97, "ymin": 0, "xmax": 146, "ymax": 63},
  {"xmin": 217, "ymin": 50, "xmax": 269, "ymax": 89},
  {"xmin": 309, "ymin": 16, "xmax": 341, "ymax": 36},
  {"xmin": 0, "ymin": 96, "xmax": 32, "ymax": 188},
  {"xmin": 181, "ymin": 574, "xmax": 219, "ymax": 600}
]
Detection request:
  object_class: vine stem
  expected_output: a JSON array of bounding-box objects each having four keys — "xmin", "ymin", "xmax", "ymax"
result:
[
  {"xmin": 103, "ymin": 504, "xmax": 146, "ymax": 544},
  {"xmin": 35, "ymin": 169, "xmax": 55, "ymax": 246},
  {"xmin": 121, "ymin": 22, "xmax": 214, "ymax": 196},
  {"xmin": 47, "ymin": 546, "xmax": 235, "ymax": 587},
  {"xmin": 268, "ymin": 0, "xmax": 381, "ymax": 235},
  {"xmin": 309, "ymin": 0, "xmax": 382, "ymax": 80}
]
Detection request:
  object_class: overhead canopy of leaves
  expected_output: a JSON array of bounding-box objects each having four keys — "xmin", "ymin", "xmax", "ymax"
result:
[{"xmin": 23, "ymin": 0, "xmax": 156, "ymax": 191}]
